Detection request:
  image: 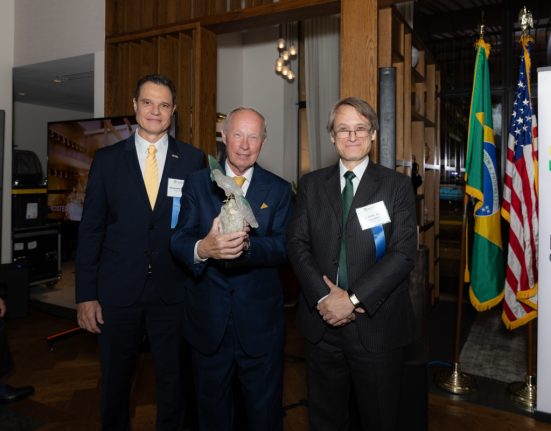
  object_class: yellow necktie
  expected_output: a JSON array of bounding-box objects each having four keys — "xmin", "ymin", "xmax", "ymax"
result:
[
  {"xmin": 233, "ymin": 176, "xmax": 246, "ymax": 188},
  {"xmin": 145, "ymin": 145, "xmax": 158, "ymax": 209}
]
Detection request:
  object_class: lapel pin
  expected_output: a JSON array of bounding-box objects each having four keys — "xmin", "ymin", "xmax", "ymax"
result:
[{"xmin": 171, "ymin": 153, "xmax": 179, "ymax": 158}]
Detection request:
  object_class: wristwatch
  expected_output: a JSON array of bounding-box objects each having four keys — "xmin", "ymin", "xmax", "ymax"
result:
[{"xmin": 348, "ymin": 292, "xmax": 361, "ymax": 308}]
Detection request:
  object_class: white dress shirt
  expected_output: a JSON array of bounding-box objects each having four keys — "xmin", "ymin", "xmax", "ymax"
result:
[{"xmin": 134, "ymin": 129, "xmax": 168, "ymax": 186}]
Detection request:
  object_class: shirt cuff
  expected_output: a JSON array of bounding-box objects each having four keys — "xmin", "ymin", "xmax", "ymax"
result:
[
  {"xmin": 317, "ymin": 294, "xmax": 329, "ymax": 304},
  {"xmin": 194, "ymin": 240, "xmax": 208, "ymax": 264}
]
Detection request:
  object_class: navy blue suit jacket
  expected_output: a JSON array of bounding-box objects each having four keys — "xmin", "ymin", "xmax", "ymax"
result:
[
  {"xmin": 75, "ymin": 134, "xmax": 204, "ymax": 306},
  {"xmin": 170, "ymin": 164, "xmax": 292, "ymax": 357}
]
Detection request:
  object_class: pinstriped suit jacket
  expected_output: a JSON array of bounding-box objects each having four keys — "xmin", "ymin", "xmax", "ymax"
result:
[{"xmin": 286, "ymin": 161, "xmax": 418, "ymax": 353}]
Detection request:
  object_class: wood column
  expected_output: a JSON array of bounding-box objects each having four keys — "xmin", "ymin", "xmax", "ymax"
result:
[{"xmin": 340, "ymin": 0, "xmax": 378, "ymax": 108}]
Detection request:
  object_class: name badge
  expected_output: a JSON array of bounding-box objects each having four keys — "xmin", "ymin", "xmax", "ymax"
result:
[
  {"xmin": 167, "ymin": 178, "xmax": 184, "ymax": 197},
  {"xmin": 356, "ymin": 201, "xmax": 391, "ymax": 230}
]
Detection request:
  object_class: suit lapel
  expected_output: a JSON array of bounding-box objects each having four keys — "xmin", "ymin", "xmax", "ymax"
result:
[
  {"xmin": 246, "ymin": 164, "xmax": 270, "ymax": 217},
  {"xmin": 347, "ymin": 161, "xmax": 381, "ymax": 225},
  {"xmin": 153, "ymin": 137, "xmax": 180, "ymax": 215},
  {"xmin": 323, "ymin": 164, "xmax": 342, "ymax": 227}
]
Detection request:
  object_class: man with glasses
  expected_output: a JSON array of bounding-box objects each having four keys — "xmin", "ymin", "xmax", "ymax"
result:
[
  {"xmin": 76, "ymin": 74, "xmax": 204, "ymax": 430},
  {"xmin": 287, "ymin": 97, "xmax": 417, "ymax": 431}
]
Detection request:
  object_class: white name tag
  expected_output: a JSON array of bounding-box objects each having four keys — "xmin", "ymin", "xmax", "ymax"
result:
[
  {"xmin": 167, "ymin": 178, "xmax": 184, "ymax": 197},
  {"xmin": 356, "ymin": 201, "xmax": 391, "ymax": 230}
]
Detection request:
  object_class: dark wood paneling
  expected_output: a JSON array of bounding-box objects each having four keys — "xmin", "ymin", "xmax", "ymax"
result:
[{"xmin": 193, "ymin": 25, "xmax": 217, "ymax": 155}]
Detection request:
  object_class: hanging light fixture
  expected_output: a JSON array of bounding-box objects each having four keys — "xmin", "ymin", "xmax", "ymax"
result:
[{"xmin": 274, "ymin": 23, "xmax": 298, "ymax": 82}]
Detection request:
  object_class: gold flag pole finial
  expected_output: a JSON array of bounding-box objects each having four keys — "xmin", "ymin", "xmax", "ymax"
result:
[{"xmin": 519, "ymin": 6, "xmax": 534, "ymax": 36}]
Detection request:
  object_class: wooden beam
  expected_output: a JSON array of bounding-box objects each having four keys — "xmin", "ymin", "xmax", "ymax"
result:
[
  {"xmin": 340, "ymin": 0, "xmax": 378, "ymax": 108},
  {"xmin": 193, "ymin": 24, "xmax": 218, "ymax": 155},
  {"xmin": 201, "ymin": 0, "xmax": 339, "ymax": 34}
]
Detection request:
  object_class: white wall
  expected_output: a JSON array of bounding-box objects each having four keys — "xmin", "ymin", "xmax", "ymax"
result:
[
  {"xmin": 14, "ymin": 102, "xmax": 93, "ymax": 175},
  {"xmin": 537, "ymin": 67, "xmax": 551, "ymax": 415},
  {"xmin": 217, "ymin": 28, "xmax": 298, "ymax": 183},
  {"xmin": 4, "ymin": 0, "xmax": 105, "ymax": 261},
  {"xmin": 0, "ymin": 0, "xmax": 15, "ymax": 263},
  {"xmin": 14, "ymin": 0, "xmax": 104, "ymax": 67}
]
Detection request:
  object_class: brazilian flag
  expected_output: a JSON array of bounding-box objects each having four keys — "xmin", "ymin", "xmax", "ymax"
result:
[{"xmin": 464, "ymin": 38, "xmax": 505, "ymax": 311}]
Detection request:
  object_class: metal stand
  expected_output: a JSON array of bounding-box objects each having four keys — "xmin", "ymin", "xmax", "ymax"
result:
[
  {"xmin": 508, "ymin": 375, "xmax": 536, "ymax": 412},
  {"xmin": 434, "ymin": 362, "xmax": 477, "ymax": 395}
]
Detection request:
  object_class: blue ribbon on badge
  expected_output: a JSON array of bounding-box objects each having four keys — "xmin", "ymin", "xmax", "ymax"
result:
[
  {"xmin": 171, "ymin": 197, "xmax": 181, "ymax": 228},
  {"xmin": 372, "ymin": 224, "xmax": 386, "ymax": 262}
]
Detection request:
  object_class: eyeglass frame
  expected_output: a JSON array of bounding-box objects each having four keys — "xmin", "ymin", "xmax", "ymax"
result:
[{"xmin": 332, "ymin": 126, "xmax": 373, "ymax": 139}]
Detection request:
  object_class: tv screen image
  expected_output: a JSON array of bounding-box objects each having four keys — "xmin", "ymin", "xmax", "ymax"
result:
[{"xmin": 47, "ymin": 116, "xmax": 138, "ymax": 222}]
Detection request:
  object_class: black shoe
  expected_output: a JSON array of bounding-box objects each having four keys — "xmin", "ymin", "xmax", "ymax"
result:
[{"xmin": 0, "ymin": 385, "xmax": 35, "ymax": 403}]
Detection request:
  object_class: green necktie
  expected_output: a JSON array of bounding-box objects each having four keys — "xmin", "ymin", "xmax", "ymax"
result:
[{"xmin": 338, "ymin": 170, "xmax": 356, "ymax": 290}]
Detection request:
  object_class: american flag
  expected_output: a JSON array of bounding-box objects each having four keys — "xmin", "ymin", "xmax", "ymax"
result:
[{"xmin": 501, "ymin": 35, "xmax": 538, "ymax": 330}]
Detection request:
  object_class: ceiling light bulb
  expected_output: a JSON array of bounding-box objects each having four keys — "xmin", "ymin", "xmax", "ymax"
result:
[
  {"xmin": 276, "ymin": 58, "xmax": 284, "ymax": 67},
  {"xmin": 287, "ymin": 70, "xmax": 295, "ymax": 81},
  {"xmin": 282, "ymin": 50, "xmax": 289, "ymax": 61},
  {"xmin": 275, "ymin": 64, "xmax": 283, "ymax": 73},
  {"xmin": 277, "ymin": 38, "xmax": 286, "ymax": 50},
  {"xmin": 289, "ymin": 44, "xmax": 297, "ymax": 56},
  {"xmin": 282, "ymin": 66, "xmax": 289, "ymax": 76}
]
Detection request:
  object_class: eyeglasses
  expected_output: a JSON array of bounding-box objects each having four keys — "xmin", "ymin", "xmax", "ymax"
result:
[{"xmin": 334, "ymin": 127, "xmax": 371, "ymax": 139}]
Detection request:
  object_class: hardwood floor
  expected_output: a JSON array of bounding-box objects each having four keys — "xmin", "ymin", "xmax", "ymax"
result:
[{"xmin": 3, "ymin": 306, "xmax": 551, "ymax": 431}]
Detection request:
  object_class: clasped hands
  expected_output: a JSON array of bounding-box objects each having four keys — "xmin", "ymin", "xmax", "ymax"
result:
[
  {"xmin": 197, "ymin": 216, "xmax": 250, "ymax": 260},
  {"xmin": 317, "ymin": 275, "xmax": 365, "ymax": 327}
]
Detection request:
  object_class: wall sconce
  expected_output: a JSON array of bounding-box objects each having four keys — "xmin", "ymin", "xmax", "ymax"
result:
[{"xmin": 274, "ymin": 23, "xmax": 298, "ymax": 82}]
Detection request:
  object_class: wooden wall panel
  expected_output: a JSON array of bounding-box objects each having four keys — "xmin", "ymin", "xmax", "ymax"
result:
[
  {"xmin": 193, "ymin": 25, "xmax": 217, "ymax": 155},
  {"xmin": 140, "ymin": 39, "xmax": 156, "ymax": 75},
  {"xmin": 140, "ymin": 0, "xmax": 155, "ymax": 30},
  {"xmin": 124, "ymin": 0, "xmax": 141, "ymax": 34},
  {"xmin": 157, "ymin": 0, "xmax": 174, "ymax": 26},
  {"xmin": 158, "ymin": 36, "xmax": 180, "ymax": 84},
  {"xmin": 340, "ymin": 0, "xmax": 377, "ymax": 109},
  {"xmin": 378, "ymin": 8, "xmax": 392, "ymax": 68},
  {"xmin": 426, "ymin": 63, "xmax": 436, "ymax": 123},
  {"xmin": 178, "ymin": 33, "xmax": 194, "ymax": 143}
]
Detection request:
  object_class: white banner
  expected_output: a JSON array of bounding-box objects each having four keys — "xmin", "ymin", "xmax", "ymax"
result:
[{"xmin": 537, "ymin": 66, "xmax": 551, "ymax": 415}]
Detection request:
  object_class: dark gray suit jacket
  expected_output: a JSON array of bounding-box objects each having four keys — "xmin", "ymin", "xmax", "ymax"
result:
[{"xmin": 286, "ymin": 161, "xmax": 418, "ymax": 353}]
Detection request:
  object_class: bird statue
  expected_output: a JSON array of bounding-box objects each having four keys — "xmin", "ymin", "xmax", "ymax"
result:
[{"xmin": 208, "ymin": 155, "xmax": 259, "ymax": 233}]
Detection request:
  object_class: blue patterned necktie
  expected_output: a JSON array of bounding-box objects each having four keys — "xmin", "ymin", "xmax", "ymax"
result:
[{"xmin": 338, "ymin": 170, "xmax": 356, "ymax": 290}]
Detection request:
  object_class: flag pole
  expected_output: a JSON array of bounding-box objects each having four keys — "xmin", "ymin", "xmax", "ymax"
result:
[
  {"xmin": 434, "ymin": 193, "xmax": 476, "ymax": 394},
  {"xmin": 508, "ymin": 320, "xmax": 537, "ymax": 410},
  {"xmin": 505, "ymin": 6, "xmax": 537, "ymax": 412},
  {"xmin": 434, "ymin": 17, "xmax": 496, "ymax": 395}
]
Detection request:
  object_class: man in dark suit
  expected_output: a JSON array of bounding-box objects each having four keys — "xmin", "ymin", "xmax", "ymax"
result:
[
  {"xmin": 286, "ymin": 97, "xmax": 418, "ymax": 431},
  {"xmin": 75, "ymin": 74, "xmax": 204, "ymax": 430},
  {"xmin": 171, "ymin": 107, "xmax": 292, "ymax": 431}
]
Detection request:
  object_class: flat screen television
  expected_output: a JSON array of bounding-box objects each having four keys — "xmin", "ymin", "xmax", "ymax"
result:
[
  {"xmin": 47, "ymin": 115, "xmax": 176, "ymax": 259},
  {"xmin": 47, "ymin": 115, "xmax": 177, "ymax": 223},
  {"xmin": 47, "ymin": 116, "xmax": 139, "ymax": 222}
]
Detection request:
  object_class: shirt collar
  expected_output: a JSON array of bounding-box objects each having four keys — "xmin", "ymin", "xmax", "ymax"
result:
[
  {"xmin": 134, "ymin": 129, "xmax": 169, "ymax": 153},
  {"xmin": 339, "ymin": 157, "xmax": 369, "ymax": 182},
  {"xmin": 224, "ymin": 161, "xmax": 254, "ymax": 186}
]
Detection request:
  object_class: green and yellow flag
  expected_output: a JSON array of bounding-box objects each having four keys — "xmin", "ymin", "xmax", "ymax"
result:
[{"xmin": 464, "ymin": 38, "xmax": 505, "ymax": 311}]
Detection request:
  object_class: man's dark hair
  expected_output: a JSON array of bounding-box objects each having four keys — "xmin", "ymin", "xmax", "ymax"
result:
[{"xmin": 134, "ymin": 74, "xmax": 177, "ymax": 105}]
